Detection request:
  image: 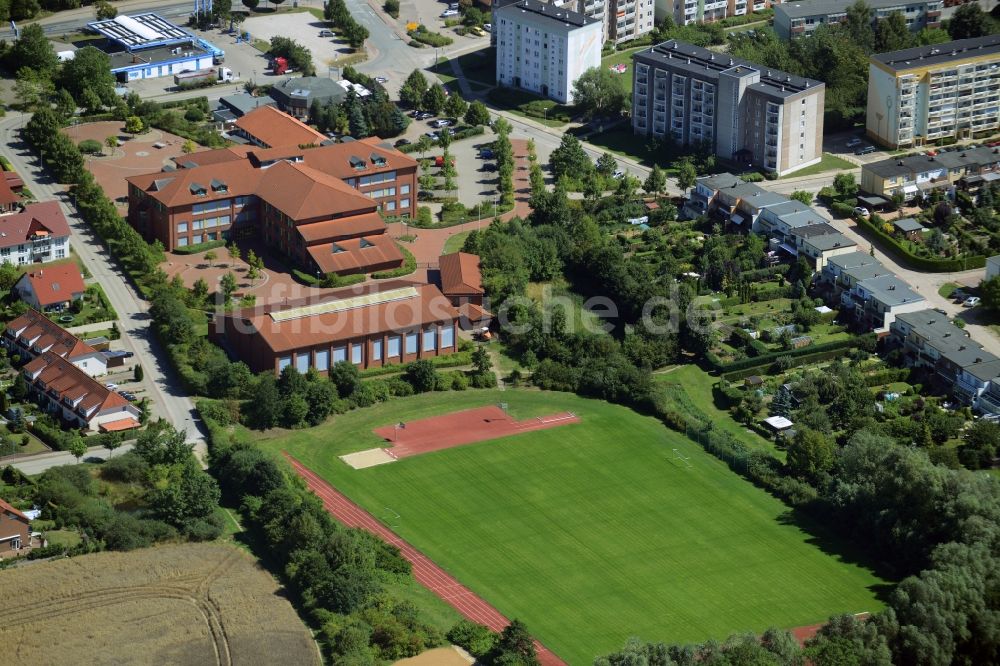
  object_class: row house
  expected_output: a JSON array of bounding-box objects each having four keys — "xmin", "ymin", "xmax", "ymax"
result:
[
  {"xmin": 3, "ymin": 309, "xmax": 107, "ymax": 377},
  {"xmin": 861, "ymin": 145, "xmax": 1000, "ymax": 200},
  {"xmin": 23, "ymin": 352, "xmax": 141, "ymax": 433},
  {"xmin": 0, "ymin": 202, "xmax": 71, "ymax": 267}
]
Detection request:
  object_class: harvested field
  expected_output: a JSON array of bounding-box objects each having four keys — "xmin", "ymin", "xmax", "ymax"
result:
[{"xmin": 0, "ymin": 542, "xmax": 319, "ymax": 666}]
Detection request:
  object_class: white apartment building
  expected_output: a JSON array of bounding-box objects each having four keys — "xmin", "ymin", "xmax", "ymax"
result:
[
  {"xmin": 495, "ymin": 0, "xmax": 603, "ymax": 104},
  {"xmin": 632, "ymin": 40, "xmax": 825, "ymax": 176},
  {"xmin": 866, "ymin": 35, "xmax": 1000, "ymax": 150},
  {"xmin": 775, "ymin": 0, "xmax": 943, "ymax": 40},
  {"xmin": 0, "ymin": 202, "xmax": 71, "ymax": 267},
  {"xmin": 655, "ymin": 0, "xmax": 771, "ymax": 28}
]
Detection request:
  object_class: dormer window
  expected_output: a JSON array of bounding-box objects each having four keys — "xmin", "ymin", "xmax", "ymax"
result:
[
  {"xmin": 371, "ymin": 153, "xmax": 387, "ymax": 167},
  {"xmin": 331, "ymin": 243, "xmax": 345, "ymax": 254},
  {"xmin": 190, "ymin": 182, "xmax": 207, "ymax": 196},
  {"xmin": 211, "ymin": 178, "xmax": 228, "ymax": 193},
  {"xmin": 349, "ymin": 156, "xmax": 367, "ymax": 171},
  {"xmin": 360, "ymin": 238, "xmax": 374, "ymax": 248}
]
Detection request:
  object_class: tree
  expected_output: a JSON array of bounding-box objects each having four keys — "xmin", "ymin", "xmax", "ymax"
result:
[
  {"xmin": 471, "ymin": 346, "xmax": 492, "ymax": 375},
  {"xmin": 383, "ymin": 0, "xmax": 399, "ymax": 17},
  {"xmin": 125, "ymin": 115, "xmax": 144, "ymax": 135},
  {"xmin": 422, "ymin": 84, "xmax": 447, "ymax": 115},
  {"xmin": 150, "ymin": 458, "xmax": 221, "ymax": 527},
  {"xmin": 959, "ymin": 419, "xmax": 1000, "ymax": 469},
  {"xmin": 571, "ymin": 66, "xmax": 628, "ymax": 118},
  {"xmin": 14, "ymin": 68, "xmax": 52, "ymax": 110},
  {"xmin": 596, "ymin": 152, "xmax": 618, "ymax": 177},
  {"xmin": 790, "ymin": 190, "xmax": 813, "ymax": 205},
  {"xmin": 60, "ymin": 46, "xmax": 117, "ymax": 106},
  {"xmin": 103, "ymin": 432, "xmax": 123, "ymax": 460},
  {"xmin": 228, "ymin": 243, "xmax": 242, "ymax": 265},
  {"xmin": 444, "ymin": 92, "xmax": 468, "ymax": 120},
  {"xmin": 55, "ymin": 89, "xmax": 77, "ymax": 119},
  {"xmin": 948, "ymin": 2, "xmax": 992, "ymax": 40},
  {"xmin": 787, "ymin": 427, "xmax": 834, "ymax": 483},
  {"xmin": 980, "ymin": 274, "xmax": 1000, "ymax": 310},
  {"xmin": 844, "ymin": 0, "xmax": 875, "ymax": 54},
  {"xmin": 643, "ymin": 164, "xmax": 666, "ymax": 199},
  {"xmin": 875, "ymin": 11, "xmax": 913, "ymax": 53},
  {"xmin": 11, "ymin": 24, "xmax": 58, "ymax": 77},
  {"xmin": 465, "ymin": 100, "xmax": 491, "ymax": 126},
  {"xmin": 67, "ymin": 433, "xmax": 88, "ymax": 463},
  {"xmin": 220, "ymin": 272, "xmax": 238, "ymax": 303},
  {"xmin": 192, "ymin": 278, "xmax": 209, "ymax": 303},
  {"xmin": 10, "ymin": 0, "xmax": 42, "ymax": 21},
  {"xmin": 181, "ymin": 139, "xmax": 196, "ymax": 154},
  {"xmin": 104, "ymin": 134, "xmax": 119, "ymax": 154},
  {"xmin": 212, "ymin": 0, "xmax": 232, "ymax": 21},
  {"xmin": 399, "ymin": 69, "xmax": 429, "ymax": 108},
  {"xmin": 243, "ymin": 0, "xmax": 259, "ymax": 10},
  {"xmin": 348, "ymin": 103, "xmax": 368, "ymax": 138},
  {"xmin": 463, "ymin": 6, "xmax": 483, "ymax": 25},
  {"xmin": 416, "ymin": 134, "xmax": 433, "ymax": 158},
  {"xmin": 405, "ymin": 360, "xmax": 438, "ymax": 392},
  {"xmin": 833, "ymin": 172, "xmax": 858, "ymax": 198},
  {"xmin": 549, "ymin": 133, "xmax": 592, "ymax": 180},
  {"xmin": 204, "ymin": 250, "xmax": 217, "ymax": 267},
  {"xmin": 94, "ymin": 0, "xmax": 116, "ymax": 18},
  {"xmin": 491, "ymin": 619, "xmax": 537, "ymax": 665},
  {"xmin": 675, "ymin": 157, "xmax": 697, "ymax": 192}
]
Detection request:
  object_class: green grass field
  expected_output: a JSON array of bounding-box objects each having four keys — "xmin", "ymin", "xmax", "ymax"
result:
[{"xmin": 257, "ymin": 390, "xmax": 886, "ymax": 664}]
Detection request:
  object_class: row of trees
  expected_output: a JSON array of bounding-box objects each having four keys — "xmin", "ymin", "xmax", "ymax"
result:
[{"xmin": 323, "ymin": 0, "xmax": 370, "ymax": 49}]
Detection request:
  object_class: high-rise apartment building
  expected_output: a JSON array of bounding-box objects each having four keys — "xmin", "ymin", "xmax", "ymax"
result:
[
  {"xmin": 494, "ymin": 0, "xmax": 603, "ymax": 104},
  {"xmin": 774, "ymin": 0, "xmax": 942, "ymax": 40},
  {"xmin": 632, "ymin": 40, "xmax": 825, "ymax": 176},
  {"xmin": 866, "ymin": 35, "xmax": 1000, "ymax": 149}
]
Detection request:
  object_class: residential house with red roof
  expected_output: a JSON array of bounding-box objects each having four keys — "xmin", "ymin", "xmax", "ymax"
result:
[
  {"xmin": 3, "ymin": 308, "xmax": 107, "ymax": 377},
  {"xmin": 0, "ymin": 201, "xmax": 72, "ymax": 267},
  {"xmin": 13, "ymin": 264, "xmax": 86, "ymax": 312},
  {"xmin": 0, "ymin": 171, "xmax": 22, "ymax": 215},
  {"xmin": 23, "ymin": 352, "xmax": 141, "ymax": 433},
  {"xmin": 211, "ymin": 280, "xmax": 459, "ymax": 375},
  {"xmin": 438, "ymin": 252, "xmax": 491, "ymax": 330},
  {"xmin": 0, "ymin": 498, "xmax": 31, "ymax": 557},
  {"xmin": 126, "ymin": 137, "xmax": 417, "ymax": 277}
]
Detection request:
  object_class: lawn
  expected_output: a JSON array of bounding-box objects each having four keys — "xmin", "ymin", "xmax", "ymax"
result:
[
  {"xmin": 600, "ymin": 45, "xmax": 647, "ymax": 93},
  {"xmin": 526, "ymin": 279, "xmax": 608, "ymax": 335},
  {"xmin": 780, "ymin": 153, "xmax": 856, "ymax": 179},
  {"xmin": 443, "ymin": 229, "xmax": 473, "ymax": 254},
  {"xmin": 257, "ymin": 390, "xmax": 886, "ymax": 664}
]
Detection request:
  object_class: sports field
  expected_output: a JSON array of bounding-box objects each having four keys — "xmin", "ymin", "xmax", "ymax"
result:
[{"xmin": 257, "ymin": 390, "xmax": 886, "ymax": 665}]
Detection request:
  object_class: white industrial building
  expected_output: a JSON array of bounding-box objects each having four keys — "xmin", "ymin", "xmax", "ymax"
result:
[
  {"xmin": 87, "ymin": 13, "xmax": 223, "ymax": 82},
  {"xmin": 494, "ymin": 0, "xmax": 602, "ymax": 104}
]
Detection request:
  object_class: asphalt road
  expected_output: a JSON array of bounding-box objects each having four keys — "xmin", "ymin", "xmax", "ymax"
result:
[
  {"xmin": 0, "ymin": 111, "xmax": 208, "ymax": 458},
  {"xmin": 4, "ymin": 0, "xmax": 192, "ymax": 39},
  {"xmin": 6, "ymin": 444, "xmax": 136, "ymax": 475}
]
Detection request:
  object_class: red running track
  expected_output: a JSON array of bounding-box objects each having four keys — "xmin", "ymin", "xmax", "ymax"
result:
[
  {"xmin": 284, "ymin": 453, "xmax": 567, "ymax": 666},
  {"xmin": 374, "ymin": 406, "xmax": 580, "ymax": 459}
]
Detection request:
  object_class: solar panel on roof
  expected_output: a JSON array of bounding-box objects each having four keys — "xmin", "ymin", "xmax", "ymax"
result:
[{"xmin": 269, "ymin": 286, "xmax": 418, "ymax": 323}]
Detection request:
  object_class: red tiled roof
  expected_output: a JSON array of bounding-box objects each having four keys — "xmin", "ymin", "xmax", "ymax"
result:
[
  {"xmin": 439, "ymin": 252, "xmax": 484, "ymax": 296},
  {"xmin": 307, "ymin": 233, "xmax": 403, "ymax": 275},
  {"xmin": 301, "ymin": 138, "xmax": 417, "ymax": 179},
  {"xmin": 174, "ymin": 145, "xmax": 253, "ymax": 168},
  {"xmin": 297, "ymin": 212, "xmax": 387, "ymax": 244},
  {"xmin": 257, "ymin": 161, "xmax": 375, "ymax": 221},
  {"xmin": 128, "ymin": 160, "xmax": 263, "ymax": 208},
  {"xmin": 218, "ymin": 280, "xmax": 458, "ymax": 353},
  {"xmin": 5, "ymin": 308, "xmax": 97, "ymax": 360},
  {"xmin": 4, "ymin": 171, "xmax": 24, "ymax": 190},
  {"xmin": 234, "ymin": 106, "xmax": 326, "ymax": 148},
  {"xmin": 0, "ymin": 498, "xmax": 29, "ymax": 523},
  {"xmin": 0, "ymin": 202, "xmax": 71, "ymax": 249},
  {"xmin": 0, "ymin": 174, "xmax": 19, "ymax": 206},
  {"xmin": 99, "ymin": 417, "xmax": 141, "ymax": 432},
  {"xmin": 458, "ymin": 302, "xmax": 492, "ymax": 323},
  {"xmin": 24, "ymin": 352, "xmax": 133, "ymax": 420},
  {"xmin": 18, "ymin": 264, "xmax": 86, "ymax": 307}
]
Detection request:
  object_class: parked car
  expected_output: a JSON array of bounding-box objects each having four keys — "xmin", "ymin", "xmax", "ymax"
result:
[
  {"xmin": 964, "ymin": 296, "xmax": 981, "ymax": 307},
  {"xmin": 434, "ymin": 155, "xmax": 456, "ymax": 167},
  {"xmin": 441, "ymin": 9, "xmax": 459, "ymax": 17},
  {"xmin": 105, "ymin": 383, "xmax": 118, "ymax": 390},
  {"xmin": 123, "ymin": 351, "xmax": 134, "ymax": 358},
  {"xmin": 953, "ymin": 289, "xmax": 966, "ymax": 302},
  {"xmin": 483, "ymin": 22, "xmax": 492, "ymax": 32},
  {"xmin": 394, "ymin": 138, "xmax": 411, "ymax": 147},
  {"xmin": 417, "ymin": 190, "xmax": 435, "ymax": 200},
  {"xmin": 846, "ymin": 138, "xmax": 863, "ymax": 148},
  {"xmin": 425, "ymin": 131, "xmax": 440, "ymax": 141},
  {"xmin": 469, "ymin": 26, "xmax": 486, "ymax": 37},
  {"xmin": 319, "ymin": 29, "xmax": 334, "ymax": 37},
  {"xmin": 853, "ymin": 206, "xmax": 870, "ymax": 217},
  {"xmin": 482, "ymin": 162, "xmax": 497, "ymax": 172},
  {"xmin": 374, "ymin": 76, "xmax": 388, "ymax": 84},
  {"xmin": 479, "ymin": 148, "xmax": 495, "ymax": 159},
  {"xmin": 416, "ymin": 112, "xmax": 434, "ymax": 120},
  {"xmin": 855, "ymin": 145, "xmax": 877, "ymax": 155},
  {"xmin": 430, "ymin": 118, "xmax": 452, "ymax": 128},
  {"xmin": 612, "ymin": 169, "xmax": 625, "ymax": 179}
]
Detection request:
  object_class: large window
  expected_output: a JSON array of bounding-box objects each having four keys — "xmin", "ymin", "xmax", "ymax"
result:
[
  {"xmin": 423, "ymin": 328, "xmax": 437, "ymax": 351},
  {"xmin": 296, "ymin": 354, "xmax": 309, "ymax": 374},
  {"xmin": 351, "ymin": 343, "xmax": 363, "ymax": 364},
  {"xmin": 405, "ymin": 332, "xmax": 418, "ymax": 354},
  {"xmin": 193, "ymin": 199, "xmax": 230, "ymax": 215},
  {"xmin": 278, "ymin": 356, "xmax": 292, "ymax": 372},
  {"xmin": 333, "ymin": 347, "xmax": 347, "ymax": 364},
  {"xmin": 440, "ymin": 325, "xmax": 454, "ymax": 349},
  {"xmin": 388, "ymin": 335, "xmax": 401, "ymax": 358},
  {"xmin": 177, "ymin": 237, "xmax": 189, "ymax": 247},
  {"xmin": 315, "ymin": 349, "xmax": 329, "ymax": 370},
  {"xmin": 177, "ymin": 222, "xmax": 188, "ymax": 233},
  {"xmin": 372, "ymin": 339, "xmax": 383, "ymax": 361}
]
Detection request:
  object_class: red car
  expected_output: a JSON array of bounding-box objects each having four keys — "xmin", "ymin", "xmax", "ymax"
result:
[{"xmin": 434, "ymin": 155, "xmax": 456, "ymax": 168}]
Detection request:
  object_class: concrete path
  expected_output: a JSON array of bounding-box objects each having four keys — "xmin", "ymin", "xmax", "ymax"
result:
[{"xmin": 65, "ymin": 321, "xmax": 117, "ymax": 336}]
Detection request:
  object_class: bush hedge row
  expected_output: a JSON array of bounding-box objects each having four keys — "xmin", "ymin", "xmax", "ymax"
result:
[
  {"xmin": 855, "ymin": 213, "xmax": 986, "ymax": 272},
  {"xmin": 172, "ymin": 239, "xmax": 226, "ymax": 255},
  {"xmin": 709, "ymin": 336, "xmax": 865, "ymax": 374}
]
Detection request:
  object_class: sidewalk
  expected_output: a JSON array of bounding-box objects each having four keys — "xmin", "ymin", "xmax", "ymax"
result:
[{"xmin": 5, "ymin": 443, "xmax": 135, "ymax": 476}]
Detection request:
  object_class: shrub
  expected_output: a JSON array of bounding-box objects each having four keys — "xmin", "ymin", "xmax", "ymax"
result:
[
  {"xmin": 371, "ymin": 244, "xmax": 416, "ymax": 279},
  {"xmin": 78, "ymin": 139, "xmax": 102, "ymax": 154}
]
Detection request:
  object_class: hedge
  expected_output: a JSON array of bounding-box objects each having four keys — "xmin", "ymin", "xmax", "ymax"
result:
[
  {"xmin": 171, "ymin": 239, "xmax": 226, "ymax": 255},
  {"xmin": 371, "ymin": 244, "xmax": 416, "ymax": 279},
  {"xmin": 854, "ymin": 214, "xmax": 986, "ymax": 272},
  {"xmin": 292, "ymin": 269, "xmax": 320, "ymax": 285},
  {"xmin": 710, "ymin": 335, "xmax": 866, "ymax": 374},
  {"xmin": 358, "ymin": 350, "xmax": 472, "ymax": 378},
  {"xmin": 720, "ymin": 345, "xmax": 867, "ymax": 382},
  {"xmin": 409, "ymin": 27, "xmax": 453, "ymax": 47}
]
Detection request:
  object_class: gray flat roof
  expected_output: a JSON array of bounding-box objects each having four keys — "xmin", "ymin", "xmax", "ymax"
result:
[
  {"xmin": 793, "ymin": 223, "xmax": 837, "ymax": 238},
  {"xmin": 865, "ymin": 145, "xmax": 1000, "ymax": 178},
  {"xmin": 779, "ymin": 208, "xmax": 827, "ymax": 228},
  {"xmin": 106, "ymin": 40, "xmax": 210, "ymax": 71},
  {"xmin": 777, "ymin": 0, "xmax": 933, "ymax": 20},
  {"xmin": 893, "ymin": 217, "xmax": 925, "ymax": 232},
  {"xmin": 697, "ymin": 172, "xmax": 744, "ymax": 191},
  {"xmin": 858, "ymin": 273, "xmax": 924, "ymax": 307},
  {"xmin": 740, "ymin": 190, "xmax": 790, "ymax": 208},
  {"xmin": 844, "ymin": 262, "xmax": 893, "ymax": 283},
  {"xmin": 220, "ymin": 93, "xmax": 276, "ymax": 116},
  {"xmin": 872, "ymin": 35, "xmax": 1000, "ymax": 72},
  {"xmin": 495, "ymin": 0, "xmax": 597, "ymax": 27},
  {"xmin": 827, "ymin": 251, "xmax": 883, "ymax": 271},
  {"xmin": 270, "ymin": 76, "xmax": 348, "ymax": 104},
  {"xmin": 635, "ymin": 40, "xmax": 822, "ymax": 99},
  {"xmin": 806, "ymin": 232, "xmax": 855, "ymax": 251}
]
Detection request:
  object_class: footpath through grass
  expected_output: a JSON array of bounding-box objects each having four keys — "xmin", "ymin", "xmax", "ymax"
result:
[{"xmin": 257, "ymin": 389, "xmax": 886, "ymax": 664}]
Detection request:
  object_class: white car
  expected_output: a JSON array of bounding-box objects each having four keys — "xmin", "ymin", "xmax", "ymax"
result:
[
  {"xmin": 374, "ymin": 76, "xmax": 388, "ymax": 84},
  {"xmin": 612, "ymin": 169, "xmax": 625, "ymax": 179},
  {"xmin": 964, "ymin": 296, "xmax": 981, "ymax": 307},
  {"xmin": 430, "ymin": 118, "xmax": 452, "ymax": 128},
  {"xmin": 441, "ymin": 9, "xmax": 459, "ymax": 16},
  {"xmin": 483, "ymin": 23, "xmax": 492, "ymax": 32},
  {"xmin": 846, "ymin": 138, "xmax": 863, "ymax": 148},
  {"xmin": 853, "ymin": 206, "xmax": 870, "ymax": 217},
  {"xmin": 105, "ymin": 383, "xmax": 118, "ymax": 390}
]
